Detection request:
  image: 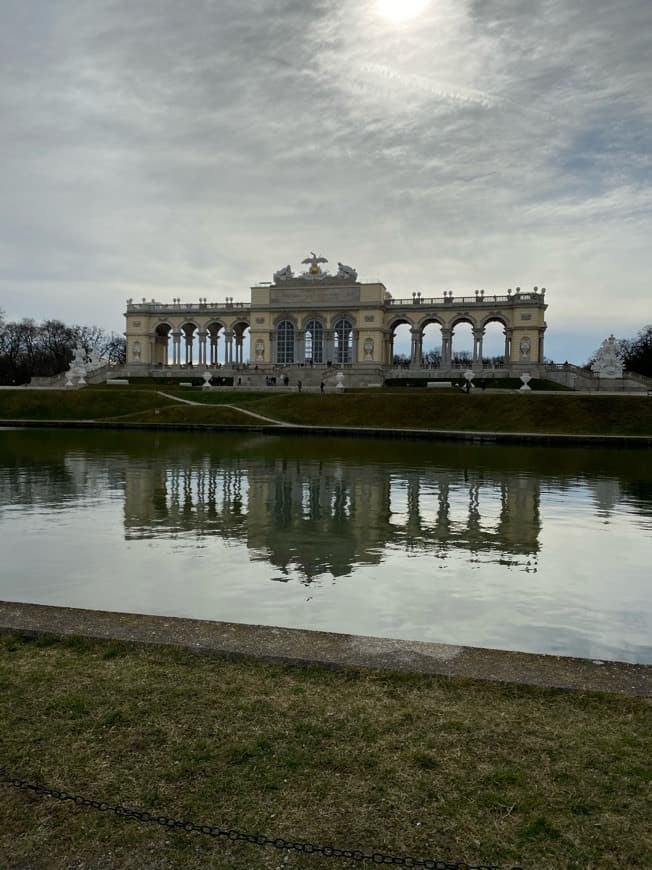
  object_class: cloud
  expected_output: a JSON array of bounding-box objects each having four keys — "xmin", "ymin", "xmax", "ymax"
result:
[{"xmin": 0, "ymin": 0, "xmax": 650, "ymax": 357}]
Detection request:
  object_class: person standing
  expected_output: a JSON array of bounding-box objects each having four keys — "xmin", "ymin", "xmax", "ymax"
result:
[{"xmin": 297, "ymin": 380, "xmax": 302, "ymax": 392}]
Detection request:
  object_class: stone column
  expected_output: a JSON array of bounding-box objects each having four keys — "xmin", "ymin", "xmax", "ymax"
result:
[
  {"xmin": 149, "ymin": 335, "xmax": 156, "ymax": 366},
  {"xmin": 225, "ymin": 330, "xmax": 233, "ymax": 365},
  {"xmin": 504, "ymin": 329, "xmax": 513, "ymax": 365},
  {"xmin": 198, "ymin": 330, "xmax": 207, "ymax": 366},
  {"xmin": 473, "ymin": 328, "xmax": 484, "ymax": 365},
  {"xmin": 409, "ymin": 329, "xmax": 417, "ymax": 367},
  {"xmin": 297, "ymin": 330, "xmax": 305, "ymax": 365},
  {"xmin": 324, "ymin": 330, "xmax": 334, "ymax": 366},
  {"xmin": 440, "ymin": 328, "xmax": 452, "ymax": 366},
  {"xmin": 171, "ymin": 331, "xmax": 181, "ymax": 365},
  {"xmin": 185, "ymin": 333, "xmax": 193, "ymax": 366},
  {"xmin": 210, "ymin": 335, "xmax": 218, "ymax": 365}
]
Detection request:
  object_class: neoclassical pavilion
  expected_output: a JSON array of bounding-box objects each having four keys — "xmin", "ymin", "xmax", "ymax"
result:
[{"xmin": 124, "ymin": 254, "xmax": 548, "ymax": 382}]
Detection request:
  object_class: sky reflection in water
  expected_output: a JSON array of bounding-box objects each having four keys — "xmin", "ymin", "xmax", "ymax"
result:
[{"xmin": 0, "ymin": 429, "xmax": 650, "ymax": 664}]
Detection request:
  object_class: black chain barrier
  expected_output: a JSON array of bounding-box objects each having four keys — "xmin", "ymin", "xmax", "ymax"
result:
[{"xmin": 1, "ymin": 769, "xmax": 523, "ymax": 869}]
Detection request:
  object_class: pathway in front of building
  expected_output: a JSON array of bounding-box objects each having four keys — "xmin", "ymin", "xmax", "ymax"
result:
[{"xmin": 156, "ymin": 390, "xmax": 293, "ymax": 425}]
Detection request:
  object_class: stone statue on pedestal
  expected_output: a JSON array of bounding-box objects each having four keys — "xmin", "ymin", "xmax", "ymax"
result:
[{"xmin": 591, "ymin": 335, "xmax": 623, "ymax": 378}]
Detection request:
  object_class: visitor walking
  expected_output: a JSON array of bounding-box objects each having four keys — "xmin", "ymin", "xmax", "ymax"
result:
[
  {"xmin": 320, "ymin": 380, "xmax": 325, "ymax": 393},
  {"xmin": 297, "ymin": 380, "xmax": 302, "ymax": 392}
]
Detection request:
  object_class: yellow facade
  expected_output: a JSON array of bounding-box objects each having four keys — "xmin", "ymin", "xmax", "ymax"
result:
[{"xmin": 123, "ymin": 266, "xmax": 547, "ymax": 373}]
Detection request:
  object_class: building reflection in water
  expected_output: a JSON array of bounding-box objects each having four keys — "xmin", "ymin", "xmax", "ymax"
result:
[{"xmin": 123, "ymin": 454, "xmax": 542, "ymax": 583}]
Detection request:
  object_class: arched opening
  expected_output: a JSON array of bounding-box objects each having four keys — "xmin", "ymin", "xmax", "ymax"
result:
[
  {"xmin": 232, "ymin": 321, "xmax": 250, "ymax": 366},
  {"xmin": 333, "ymin": 318, "xmax": 353, "ymax": 365},
  {"xmin": 276, "ymin": 320, "xmax": 295, "ymax": 365},
  {"xmin": 206, "ymin": 321, "xmax": 226, "ymax": 365},
  {"xmin": 154, "ymin": 323, "xmax": 172, "ymax": 366},
  {"xmin": 450, "ymin": 320, "xmax": 474, "ymax": 368},
  {"xmin": 482, "ymin": 319, "xmax": 507, "ymax": 368},
  {"xmin": 421, "ymin": 321, "xmax": 443, "ymax": 369},
  {"xmin": 304, "ymin": 319, "xmax": 324, "ymax": 365},
  {"xmin": 181, "ymin": 322, "xmax": 198, "ymax": 366},
  {"xmin": 390, "ymin": 320, "xmax": 411, "ymax": 367}
]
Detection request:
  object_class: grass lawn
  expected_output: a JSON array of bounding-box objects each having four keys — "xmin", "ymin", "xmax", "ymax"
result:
[
  {"xmin": 1, "ymin": 633, "xmax": 650, "ymax": 869},
  {"xmin": 1, "ymin": 388, "xmax": 652, "ymax": 436}
]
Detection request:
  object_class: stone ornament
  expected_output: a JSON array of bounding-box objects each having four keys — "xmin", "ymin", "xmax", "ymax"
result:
[
  {"xmin": 255, "ymin": 340, "xmax": 265, "ymax": 362},
  {"xmin": 363, "ymin": 337, "xmax": 374, "ymax": 360},
  {"xmin": 591, "ymin": 335, "xmax": 623, "ymax": 378},
  {"xmin": 273, "ymin": 265, "xmax": 294, "ymax": 283},
  {"xmin": 272, "ymin": 254, "xmax": 358, "ymax": 284},
  {"xmin": 301, "ymin": 252, "xmax": 329, "ymax": 280},
  {"xmin": 520, "ymin": 373, "xmax": 532, "ymax": 391},
  {"xmin": 337, "ymin": 262, "xmax": 358, "ymax": 281},
  {"xmin": 519, "ymin": 336, "xmax": 531, "ymax": 360}
]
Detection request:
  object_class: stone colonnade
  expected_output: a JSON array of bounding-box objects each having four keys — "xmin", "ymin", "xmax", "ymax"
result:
[
  {"xmin": 153, "ymin": 323, "xmax": 248, "ymax": 366},
  {"xmin": 399, "ymin": 323, "xmax": 514, "ymax": 367}
]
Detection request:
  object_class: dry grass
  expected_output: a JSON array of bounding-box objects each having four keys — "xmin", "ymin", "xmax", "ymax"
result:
[
  {"xmin": 1, "ymin": 633, "xmax": 650, "ymax": 869},
  {"xmin": 104, "ymin": 403, "xmax": 270, "ymax": 426}
]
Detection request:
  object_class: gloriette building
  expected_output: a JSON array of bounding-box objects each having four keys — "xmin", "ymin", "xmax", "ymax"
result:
[{"xmin": 124, "ymin": 253, "xmax": 548, "ymax": 385}]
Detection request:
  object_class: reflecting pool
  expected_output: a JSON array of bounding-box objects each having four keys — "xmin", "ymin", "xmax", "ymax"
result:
[{"xmin": 0, "ymin": 429, "xmax": 650, "ymax": 663}]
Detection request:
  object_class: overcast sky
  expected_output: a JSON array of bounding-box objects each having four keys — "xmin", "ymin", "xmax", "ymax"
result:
[{"xmin": 1, "ymin": 0, "xmax": 650, "ymax": 362}]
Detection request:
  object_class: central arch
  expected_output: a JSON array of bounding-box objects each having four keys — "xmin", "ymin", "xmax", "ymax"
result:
[
  {"xmin": 303, "ymin": 318, "xmax": 325, "ymax": 364},
  {"xmin": 333, "ymin": 318, "xmax": 354, "ymax": 365},
  {"xmin": 276, "ymin": 319, "xmax": 295, "ymax": 365}
]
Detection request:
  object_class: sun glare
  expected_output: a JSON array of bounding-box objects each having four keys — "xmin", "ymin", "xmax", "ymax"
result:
[{"xmin": 377, "ymin": 0, "xmax": 429, "ymax": 23}]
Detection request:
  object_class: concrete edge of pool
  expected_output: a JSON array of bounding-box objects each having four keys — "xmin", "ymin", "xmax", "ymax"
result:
[{"xmin": 1, "ymin": 601, "xmax": 649, "ymax": 698}]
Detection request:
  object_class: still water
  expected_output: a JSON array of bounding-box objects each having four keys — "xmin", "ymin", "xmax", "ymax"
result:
[{"xmin": 0, "ymin": 429, "xmax": 650, "ymax": 663}]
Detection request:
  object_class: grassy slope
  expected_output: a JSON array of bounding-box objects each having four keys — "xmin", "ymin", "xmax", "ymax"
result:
[
  {"xmin": 1, "ymin": 388, "xmax": 652, "ymax": 435},
  {"xmin": 236, "ymin": 392, "xmax": 652, "ymax": 435},
  {"xmin": 1, "ymin": 634, "xmax": 650, "ymax": 870}
]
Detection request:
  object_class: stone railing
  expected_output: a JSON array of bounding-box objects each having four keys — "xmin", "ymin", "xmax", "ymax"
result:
[
  {"xmin": 126, "ymin": 301, "xmax": 249, "ymax": 312},
  {"xmin": 624, "ymin": 370, "xmax": 652, "ymax": 388},
  {"xmin": 387, "ymin": 291, "xmax": 544, "ymax": 306}
]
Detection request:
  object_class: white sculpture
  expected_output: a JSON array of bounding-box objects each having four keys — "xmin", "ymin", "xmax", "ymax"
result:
[
  {"xmin": 273, "ymin": 265, "xmax": 294, "ymax": 283},
  {"xmin": 520, "ymin": 373, "xmax": 532, "ymax": 391},
  {"xmin": 591, "ymin": 335, "xmax": 623, "ymax": 378},
  {"xmin": 363, "ymin": 337, "xmax": 374, "ymax": 361},
  {"xmin": 202, "ymin": 370, "xmax": 213, "ymax": 391},
  {"xmin": 64, "ymin": 344, "xmax": 107, "ymax": 387},
  {"xmin": 65, "ymin": 346, "xmax": 88, "ymax": 387},
  {"xmin": 519, "ymin": 336, "xmax": 531, "ymax": 361},
  {"xmin": 255, "ymin": 339, "xmax": 265, "ymax": 362},
  {"xmin": 335, "ymin": 370, "xmax": 345, "ymax": 393},
  {"xmin": 337, "ymin": 262, "xmax": 358, "ymax": 281}
]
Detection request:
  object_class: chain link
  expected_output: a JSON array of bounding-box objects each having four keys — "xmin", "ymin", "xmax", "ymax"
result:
[{"xmin": 1, "ymin": 769, "xmax": 523, "ymax": 869}]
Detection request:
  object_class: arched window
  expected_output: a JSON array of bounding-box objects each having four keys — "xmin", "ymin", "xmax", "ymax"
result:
[
  {"xmin": 304, "ymin": 320, "xmax": 324, "ymax": 364},
  {"xmin": 333, "ymin": 319, "xmax": 353, "ymax": 365},
  {"xmin": 276, "ymin": 320, "xmax": 295, "ymax": 364}
]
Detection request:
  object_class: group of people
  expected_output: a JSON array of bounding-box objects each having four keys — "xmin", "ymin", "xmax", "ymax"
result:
[{"xmin": 263, "ymin": 376, "xmax": 326, "ymax": 392}]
